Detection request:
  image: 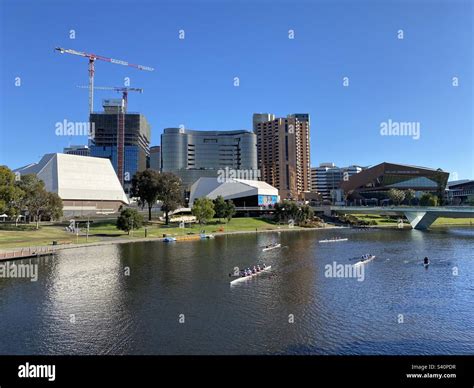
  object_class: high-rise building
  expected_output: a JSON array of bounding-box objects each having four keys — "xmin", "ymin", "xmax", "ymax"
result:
[
  {"xmin": 63, "ymin": 145, "xmax": 90, "ymax": 157},
  {"xmin": 253, "ymin": 113, "xmax": 311, "ymax": 199},
  {"xmin": 150, "ymin": 145, "xmax": 161, "ymax": 172},
  {"xmin": 89, "ymin": 99, "xmax": 151, "ymax": 192},
  {"xmin": 161, "ymin": 128, "xmax": 258, "ymax": 192},
  {"xmin": 311, "ymin": 163, "xmax": 364, "ymax": 202}
]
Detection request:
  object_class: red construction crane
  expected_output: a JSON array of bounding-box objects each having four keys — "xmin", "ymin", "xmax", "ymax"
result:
[
  {"xmin": 56, "ymin": 47, "xmax": 153, "ymax": 114},
  {"xmin": 77, "ymin": 86, "xmax": 144, "ymax": 185}
]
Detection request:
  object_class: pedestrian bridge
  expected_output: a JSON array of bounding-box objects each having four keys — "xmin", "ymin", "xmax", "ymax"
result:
[{"xmin": 330, "ymin": 206, "xmax": 474, "ymax": 230}]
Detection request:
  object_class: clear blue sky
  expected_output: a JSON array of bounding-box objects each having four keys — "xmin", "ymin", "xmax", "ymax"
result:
[{"xmin": 1, "ymin": 0, "xmax": 472, "ymax": 179}]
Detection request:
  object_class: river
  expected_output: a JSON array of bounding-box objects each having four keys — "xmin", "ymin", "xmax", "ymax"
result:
[{"xmin": 0, "ymin": 227, "xmax": 472, "ymax": 355}]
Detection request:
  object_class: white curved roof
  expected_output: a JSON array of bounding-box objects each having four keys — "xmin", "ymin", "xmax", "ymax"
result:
[
  {"xmin": 15, "ymin": 153, "xmax": 129, "ymax": 204},
  {"xmin": 189, "ymin": 177, "xmax": 278, "ymax": 205}
]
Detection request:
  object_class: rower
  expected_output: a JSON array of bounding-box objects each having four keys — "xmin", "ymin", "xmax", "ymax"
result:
[{"xmin": 423, "ymin": 257, "xmax": 430, "ymax": 265}]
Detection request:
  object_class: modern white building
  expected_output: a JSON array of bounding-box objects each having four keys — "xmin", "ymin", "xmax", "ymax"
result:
[
  {"xmin": 14, "ymin": 153, "xmax": 129, "ymax": 217},
  {"xmin": 189, "ymin": 177, "xmax": 279, "ymax": 207}
]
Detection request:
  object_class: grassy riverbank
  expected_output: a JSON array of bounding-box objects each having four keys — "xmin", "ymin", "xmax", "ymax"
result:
[
  {"xmin": 0, "ymin": 217, "xmax": 303, "ymax": 249},
  {"xmin": 1, "ymin": 215, "xmax": 472, "ymax": 250}
]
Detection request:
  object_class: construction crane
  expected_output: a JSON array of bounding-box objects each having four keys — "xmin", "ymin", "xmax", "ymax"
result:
[
  {"xmin": 77, "ymin": 85, "xmax": 144, "ymax": 186},
  {"xmin": 55, "ymin": 47, "xmax": 153, "ymax": 114},
  {"xmin": 77, "ymin": 85, "xmax": 143, "ymax": 111}
]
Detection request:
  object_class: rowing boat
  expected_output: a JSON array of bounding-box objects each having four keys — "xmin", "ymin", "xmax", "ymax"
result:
[
  {"xmin": 163, "ymin": 237, "xmax": 176, "ymax": 242},
  {"xmin": 353, "ymin": 255, "xmax": 376, "ymax": 267},
  {"xmin": 319, "ymin": 238, "xmax": 348, "ymax": 243},
  {"xmin": 200, "ymin": 234, "xmax": 215, "ymax": 239},
  {"xmin": 230, "ymin": 266, "xmax": 272, "ymax": 285},
  {"xmin": 262, "ymin": 244, "xmax": 281, "ymax": 252}
]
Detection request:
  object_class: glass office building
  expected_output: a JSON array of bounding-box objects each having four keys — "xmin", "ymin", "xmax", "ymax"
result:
[
  {"xmin": 89, "ymin": 101, "xmax": 151, "ymax": 193},
  {"xmin": 161, "ymin": 128, "xmax": 258, "ymax": 192}
]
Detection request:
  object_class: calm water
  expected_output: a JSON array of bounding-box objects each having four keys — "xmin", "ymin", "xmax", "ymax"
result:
[{"xmin": 0, "ymin": 227, "xmax": 473, "ymax": 355}]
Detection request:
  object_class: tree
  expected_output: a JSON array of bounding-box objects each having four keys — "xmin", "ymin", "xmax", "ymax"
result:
[
  {"xmin": 213, "ymin": 196, "xmax": 227, "ymax": 222},
  {"xmin": 43, "ymin": 192, "xmax": 63, "ymax": 221},
  {"xmin": 27, "ymin": 185, "xmax": 49, "ymax": 229},
  {"xmin": 419, "ymin": 193, "xmax": 438, "ymax": 206},
  {"xmin": 15, "ymin": 174, "xmax": 63, "ymax": 228},
  {"xmin": 388, "ymin": 189, "xmax": 405, "ymax": 206},
  {"xmin": 405, "ymin": 189, "xmax": 416, "ymax": 206},
  {"xmin": 157, "ymin": 172, "xmax": 182, "ymax": 225},
  {"xmin": 273, "ymin": 200, "xmax": 311, "ymax": 225},
  {"xmin": 131, "ymin": 169, "xmax": 160, "ymax": 221},
  {"xmin": 297, "ymin": 204, "xmax": 314, "ymax": 224},
  {"xmin": 192, "ymin": 197, "xmax": 215, "ymax": 225},
  {"xmin": 116, "ymin": 208, "xmax": 143, "ymax": 235},
  {"xmin": 224, "ymin": 200, "xmax": 236, "ymax": 222},
  {"xmin": 434, "ymin": 169, "xmax": 447, "ymax": 205},
  {"xmin": 0, "ymin": 166, "xmax": 24, "ymax": 222}
]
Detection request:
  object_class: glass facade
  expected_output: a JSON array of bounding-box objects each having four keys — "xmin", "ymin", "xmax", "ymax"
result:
[
  {"xmin": 90, "ymin": 145, "xmax": 140, "ymax": 184},
  {"xmin": 161, "ymin": 128, "xmax": 258, "ymax": 190}
]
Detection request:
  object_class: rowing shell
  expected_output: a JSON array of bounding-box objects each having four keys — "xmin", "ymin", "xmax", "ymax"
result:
[
  {"xmin": 319, "ymin": 238, "xmax": 348, "ymax": 243},
  {"xmin": 262, "ymin": 244, "xmax": 281, "ymax": 252},
  {"xmin": 230, "ymin": 266, "xmax": 272, "ymax": 285},
  {"xmin": 353, "ymin": 255, "xmax": 376, "ymax": 267}
]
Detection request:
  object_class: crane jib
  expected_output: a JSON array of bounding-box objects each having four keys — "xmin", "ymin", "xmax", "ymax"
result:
[{"xmin": 110, "ymin": 58, "xmax": 129, "ymax": 66}]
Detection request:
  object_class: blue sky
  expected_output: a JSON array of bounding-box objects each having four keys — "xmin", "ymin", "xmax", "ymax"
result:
[{"xmin": 0, "ymin": 0, "xmax": 472, "ymax": 179}]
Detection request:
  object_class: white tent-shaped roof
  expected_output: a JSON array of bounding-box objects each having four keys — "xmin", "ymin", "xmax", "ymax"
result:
[
  {"xmin": 189, "ymin": 177, "xmax": 278, "ymax": 206},
  {"xmin": 14, "ymin": 153, "xmax": 129, "ymax": 204}
]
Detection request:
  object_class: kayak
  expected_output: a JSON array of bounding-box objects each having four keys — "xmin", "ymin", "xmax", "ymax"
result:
[
  {"xmin": 262, "ymin": 244, "xmax": 281, "ymax": 252},
  {"xmin": 319, "ymin": 238, "xmax": 348, "ymax": 243},
  {"xmin": 163, "ymin": 237, "xmax": 176, "ymax": 242},
  {"xmin": 230, "ymin": 266, "xmax": 272, "ymax": 285},
  {"xmin": 353, "ymin": 255, "xmax": 376, "ymax": 267},
  {"xmin": 423, "ymin": 262, "xmax": 430, "ymax": 268}
]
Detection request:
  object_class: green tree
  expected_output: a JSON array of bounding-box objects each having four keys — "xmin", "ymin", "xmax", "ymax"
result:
[
  {"xmin": 192, "ymin": 197, "xmax": 215, "ymax": 225},
  {"xmin": 224, "ymin": 200, "xmax": 236, "ymax": 222},
  {"xmin": 388, "ymin": 189, "xmax": 405, "ymax": 206},
  {"xmin": 419, "ymin": 193, "xmax": 438, "ymax": 206},
  {"xmin": 131, "ymin": 169, "xmax": 160, "ymax": 221},
  {"xmin": 14, "ymin": 174, "xmax": 63, "ymax": 228},
  {"xmin": 0, "ymin": 166, "xmax": 24, "ymax": 222},
  {"xmin": 434, "ymin": 169, "xmax": 448, "ymax": 205},
  {"xmin": 213, "ymin": 196, "xmax": 227, "ymax": 222},
  {"xmin": 405, "ymin": 189, "xmax": 416, "ymax": 206},
  {"xmin": 274, "ymin": 200, "xmax": 298, "ymax": 223},
  {"xmin": 297, "ymin": 204, "xmax": 314, "ymax": 224},
  {"xmin": 43, "ymin": 192, "xmax": 63, "ymax": 221},
  {"xmin": 157, "ymin": 172, "xmax": 182, "ymax": 225},
  {"xmin": 27, "ymin": 185, "xmax": 49, "ymax": 229},
  {"xmin": 116, "ymin": 208, "xmax": 144, "ymax": 235}
]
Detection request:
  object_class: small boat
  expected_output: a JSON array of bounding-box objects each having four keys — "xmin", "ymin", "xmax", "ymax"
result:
[
  {"xmin": 200, "ymin": 233, "xmax": 215, "ymax": 239},
  {"xmin": 163, "ymin": 237, "xmax": 176, "ymax": 242},
  {"xmin": 319, "ymin": 238, "xmax": 348, "ymax": 243},
  {"xmin": 423, "ymin": 257, "xmax": 430, "ymax": 268},
  {"xmin": 262, "ymin": 243, "xmax": 281, "ymax": 252},
  {"xmin": 353, "ymin": 254, "xmax": 376, "ymax": 267},
  {"xmin": 230, "ymin": 265, "xmax": 272, "ymax": 285}
]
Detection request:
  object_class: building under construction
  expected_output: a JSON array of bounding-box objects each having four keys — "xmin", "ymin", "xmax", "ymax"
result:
[{"xmin": 89, "ymin": 99, "xmax": 151, "ymax": 193}]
